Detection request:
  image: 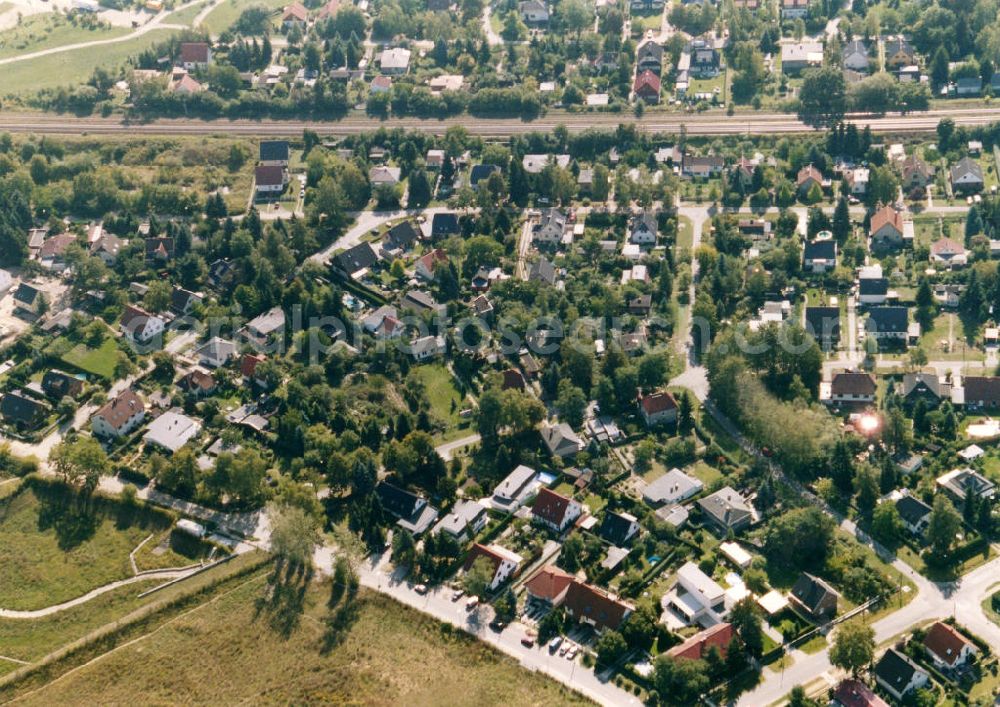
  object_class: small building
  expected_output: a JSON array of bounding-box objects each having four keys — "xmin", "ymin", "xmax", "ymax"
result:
[
  {"xmin": 805, "ymin": 306, "xmax": 841, "ymax": 350},
  {"xmin": 636, "ymin": 40, "xmax": 663, "ymax": 74},
  {"xmin": 525, "ymin": 565, "xmax": 575, "ymax": 605},
  {"xmin": 195, "ymin": 337, "xmax": 238, "ymax": 368},
  {"xmin": 91, "ymin": 389, "xmax": 145, "ymax": 438},
  {"xmin": 599, "ymin": 510, "xmax": 641, "ymax": 546},
  {"xmin": 376, "ymin": 481, "xmax": 440, "ymax": 536},
  {"xmin": 638, "ymin": 390, "xmax": 678, "ymax": 426},
  {"xmin": 259, "ymin": 140, "xmax": 290, "ymax": 166},
  {"xmin": 334, "ymin": 242, "xmax": 378, "ymax": 279},
  {"xmin": 869, "ymin": 206, "xmax": 906, "ymax": 250},
  {"xmin": 41, "ymin": 369, "xmax": 84, "ymax": 400},
  {"xmin": 642, "ymin": 468, "xmax": 703, "ymax": 507},
  {"xmin": 782, "ymin": 42, "xmax": 823, "ymax": 74},
  {"xmin": 936, "ymin": 467, "xmax": 996, "ymax": 502},
  {"xmin": 697, "ymin": 486, "xmax": 754, "ymax": 534},
  {"xmin": 842, "ymin": 40, "xmax": 870, "ymax": 72},
  {"xmin": 491, "ymin": 464, "xmax": 538, "ymax": 511},
  {"xmin": 803, "ymin": 238, "xmax": 837, "ymax": 273},
  {"xmin": 874, "ymin": 649, "xmax": 929, "ymax": 702},
  {"xmin": 463, "ymin": 543, "xmax": 523, "ymax": 591},
  {"xmin": 922, "ymin": 621, "xmax": 978, "ymax": 671},
  {"xmin": 832, "ymin": 679, "xmax": 889, "ymax": 707},
  {"xmin": 865, "ymin": 306, "xmax": 909, "ymax": 341},
  {"xmin": 951, "ymin": 156, "xmax": 984, "ymax": 193},
  {"xmin": 826, "ymin": 371, "xmax": 877, "ymax": 405},
  {"xmin": 961, "ymin": 376, "xmax": 1000, "ymax": 409},
  {"xmin": 12, "ymin": 283, "xmax": 45, "ymax": 316},
  {"xmin": 434, "ymin": 499, "xmax": 488, "ymax": 541},
  {"xmin": 409, "ymin": 334, "xmax": 446, "ymax": 361},
  {"xmin": 254, "ymin": 165, "xmax": 287, "ymax": 195},
  {"xmin": 414, "ymin": 248, "xmax": 449, "ymax": 281},
  {"xmin": 120, "ymin": 305, "xmax": 165, "ymax": 346},
  {"xmin": 563, "ymin": 580, "xmax": 633, "ymax": 632},
  {"xmin": 531, "ymin": 487, "xmax": 583, "ymax": 531},
  {"xmin": 379, "ymin": 47, "xmax": 411, "ymax": 74},
  {"xmin": 898, "ymin": 372, "xmax": 949, "ymax": 408},
  {"xmin": 789, "ymin": 572, "xmax": 840, "ymax": 620},
  {"xmin": 629, "ymin": 210, "xmax": 658, "ymax": 245},
  {"xmin": 518, "ymin": 0, "xmax": 549, "ymax": 23},
  {"xmin": 930, "ymin": 237, "xmax": 969, "ymax": 268},
  {"xmin": 666, "ymin": 623, "xmax": 734, "ymax": 661},
  {"xmin": 664, "ymin": 561, "xmax": 726, "ymax": 625},
  {"xmin": 0, "ymin": 390, "xmax": 49, "ymax": 430},
  {"xmin": 718, "ymin": 541, "xmax": 753, "ymax": 570},
  {"xmin": 179, "ymin": 42, "xmax": 211, "ymax": 70},
  {"xmin": 633, "ymin": 70, "xmax": 661, "ymax": 104},
  {"xmin": 243, "ymin": 306, "xmax": 286, "ymax": 347},
  {"xmin": 281, "ymin": 2, "xmax": 308, "ymax": 27},
  {"xmin": 143, "ymin": 410, "xmax": 201, "ymax": 453},
  {"xmin": 541, "ymin": 421, "xmax": 584, "ymax": 458},
  {"xmin": 883, "ymin": 37, "xmax": 916, "ymax": 70}
]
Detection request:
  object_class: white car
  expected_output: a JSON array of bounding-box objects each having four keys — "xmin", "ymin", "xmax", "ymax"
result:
[
  {"xmin": 452, "ymin": 588, "xmax": 464, "ymax": 601},
  {"xmin": 465, "ymin": 596, "xmax": 479, "ymax": 610}
]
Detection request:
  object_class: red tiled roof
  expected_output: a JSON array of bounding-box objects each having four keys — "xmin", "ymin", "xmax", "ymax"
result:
[
  {"xmin": 666, "ymin": 623, "xmax": 734, "ymax": 660},
  {"xmin": 532, "ymin": 487, "xmax": 575, "ymax": 526},
  {"xmin": 94, "ymin": 389, "xmax": 144, "ymax": 430},
  {"xmin": 633, "ymin": 69, "xmax": 661, "ymax": 95},
  {"xmin": 121, "ymin": 304, "xmax": 155, "ymax": 330},
  {"xmin": 797, "ymin": 164, "xmax": 822, "ymax": 187},
  {"xmin": 241, "ymin": 353, "xmax": 265, "ymax": 378},
  {"xmin": 830, "ymin": 371, "xmax": 876, "ymax": 396},
  {"xmin": 524, "ymin": 565, "xmax": 574, "ymax": 602},
  {"xmin": 870, "ymin": 205, "xmax": 902, "ymax": 235},
  {"xmin": 833, "ymin": 679, "xmax": 889, "ymax": 707},
  {"xmin": 282, "ymin": 2, "xmax": 308, "ymax": 21},
  {"xmin": 463, "ymin": 543, "xmax": 504, "ymax": 572},
  {"xmin": 640, "ymin": 390, "xmax": 677, "ymax": 415},
  {"xmin": 255, "ymin": 165, "xmax": 285, "ymax": 186},
  {"xmin": 923, "ymin": 622, "xmax": 973, "ymax": 667},
  {"xmin": 417, "ymin": 248, "xmax": 448, "ymax": 274},
  {"xmin": 562, "ymin": 580, "xmax": 632, "ymax": 631},
  {"xmin": 180, "ymin": 42, "xmax": 210, "ymax": 64}
]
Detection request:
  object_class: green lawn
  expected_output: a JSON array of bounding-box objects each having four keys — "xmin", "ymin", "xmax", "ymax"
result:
[
  {"xmin": 676, "ymin": 215, "xmax": 694, "ymax": 252},
  {"xmin": 0, "ymin": 28, "xmax": 177, "ymax": 94},
  {"xmin": 0, "ymin": 14, "xmax": 130, "ymax": 60},
  {"xmin": 164, "ymin": 0, "xmax": 211, "ymax": 26},
  {"xmin": 408, "ymin": 363, "xmax": 468, "ymax": 441},
  {"xmin": 200, "ymin": 0, "xmax": 286, "ymax": 34},
  {"xmin": 61, "ymin": 337, "xmax": 118, "ymax": 380},
  {"xmin": 13, "ymin": 578, "xmax": 592, "ymax": 706},
  {"xmin": 631, "ymin": 10, "xmax": 662, "ymax": 32},
  {"xmin": 0, "ymin": 483, "xmax": 173, "ymax": 611}
]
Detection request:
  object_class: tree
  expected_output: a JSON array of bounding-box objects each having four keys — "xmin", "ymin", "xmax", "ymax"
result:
[
  {"xmin": 407, "ymin": 170, "xmax": 432, "ymax": 208},
  {"xmin": 855, "ymin": 465, "xmax": 879, "ymax": 517},
  {"xmin": 555, "ymin": 382, "xmax": 587, "ymax": 429},
  {"xmin": 799, "ymin": 66, "xmax": 848, "ymax": 127},
  {"xmin": 763, "ymin": 507, "xmax": 835, "ymax": 570},
  {"xmin": 931, "ymin": 46, "xmax": 950, "ymax": 90},
  {"xmin": 268, "ymin": 503, "xmax": 320, "ymax": 570},
  {"xmin": 391, "ymin": 528, "xmax": 416, "ymax": 567},
  {"xmin": 652, "ymin": 656, "xmax": 709, "ymax": 704},
  {"xmin": 463, "ymin": 556, "xmax": 495, "ymax": 597},
  {"xmin": 871, "ymin": 502, "xmax": 903, "ymax": 545},
  {"xmin": 595, "ymin": 630, "xmax": 628, "ymax": 666},
  {"xmin": 832, "ymin": 195, "xmax": 851, "ymax": 241},
  {"xmin": 829, "ymin": 622, "xmax": 875, "ymax": 676},
  {"xmin": 494, "ymin": 587, "xmax": 517, "ymax": 622},
  {"xmin": 926, "ymin": 494, "xmax": 962, "ymax": 558},
  {"xmin": 50, "ymin": 437, "xmax": 107, "ymax": 493},
  {"xmin": 730, "ymin": 597, "xmax": 764, "ymax": 658}
]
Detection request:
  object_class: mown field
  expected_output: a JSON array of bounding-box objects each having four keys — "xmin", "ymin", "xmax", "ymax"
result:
[{"xmin": 15, "ymin": 576, "xmax": 592, "ymax": 706}]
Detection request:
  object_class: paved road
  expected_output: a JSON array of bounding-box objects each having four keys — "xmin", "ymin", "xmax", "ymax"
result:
[
  {"xmin": 434, "ymin": 433, "xmax": 481, "ymax": 461},
  {"xmin": 5, "ymin": 106, "xmax": 1000, "ymax": 138}
]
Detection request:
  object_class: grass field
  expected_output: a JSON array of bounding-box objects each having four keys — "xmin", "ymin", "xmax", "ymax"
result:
[
  {"xmin": 15, "ymin": 577, "xmax": 592, "ymax": 706},
  {"xmin": 164, "ymin": 0, "xmax": 210, "ymax": 26},
  {"xmin": 0, "ymin": 483, "xmax": 173, "ymax": 611},
  {"xmin": 409, "ymin": 363, "xmax": 470, "ymax": 441},
  {"xmin": 200, "ymin": 0, "xmax": 285, "ymax": 35},
  {"xmin": 0, "ymin": 28, "xmax": 176, "ymax": 94},
  {"xmin": 60, "ymin": 337, "xmax": 118, "ymax": 380},
  {"xmin": 0, "ymin": 14, "xmax": 130, "ymax": 60}
]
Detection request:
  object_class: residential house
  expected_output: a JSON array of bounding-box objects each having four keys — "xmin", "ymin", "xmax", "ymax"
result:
[
  {"xmin": 415, "ymin": 248, "xmax": 449, "ymax": 281},
  {"xmin": 529, "ymin": 257, "xmax": 557, "ymax": 285},
  {"xmin": 782, "ymin": 42, "xmax": 824, "ymax": 74},
  {"xmin": 428, "ymin": 74, "xmax": 464, "ymax": 93},
  {"xmin": 259, "ymin": 140, "xmax": 290, "ymax": 166},
  {"xmin": 955, "ymin": 77, "xmax": 982, "ymax": 96},
  {"xmin": 638, "ymin": 390, "xmax": 678, "ymax": 426},
  {"xmin": 41, "ymin": 370, "xmax": 84, "ymax": 400},
  {"xmin": 518, "ymin": 0, "xmax": 549, "ymax": 23},
  {"xmin": 434, "ymin": 499, "xmax": 488, "ymax": 541},
  {"xmin": 931, "ymin": 237, "xmax": 969, "ymax": 268},
  {"xmin": 826, "ymin": 371, "xmax": 877, "ymax": 404},
  {"xmin": 697, "ymin": 486, "xmax": 754, "ymax": 534},
  {"xmin": 962, "ymin": 376, "xmax": 1000, "ymax": 409},
  {"xmin": 170, "ymin": 286, "xmax": 202, "ymax": 315},
  {"xmin": 689, "ymin": 39, "xmax": 720, "ymax": 78},
  {"xmin": 469, "ymin": 164, "xmax": 500, "ymax": 189},
  {"xmin": 145, "ymin": 236, "xmax": 174, "ymax": 262},
  {"xmin": 922, "ymin": 622, "xmax": 978, "ymax": 671},
  {"xmin": 0, "ymin": 268, "xmax": 11, "ymax": 295},
  {"xmin": 425, "ymin": 149, "xmax": 444, "ymax": 170},
  {"xmin": 845, "ymin": 168, "xmax": 870, "ymax": 196},
  {"xmin": 382, "ymin": 221, "xmax": 422, "ymax": 254},
  {"xmin": 144, "ymin": 410, "xmax": 201, "ymax": 453},
  {"xmin": 531, "ymin": 487, "xmax": 583, "ymax": 531},
  {"xmin": 0, "ymin": 390, "xmax": 49, "ymax": 429},
  {"xmin": 894, "ymin": 493, "xmax": 933, "ymax": 535},
  {"xmin": 936, "ymin": 467, "xmax": 996, "ymax": 501},
  {"xmin": 369, "ymin": 165, "xmax": 401, "ymax": 186},
  {"xmin": 898, "ymin": 371, "xmax": 950, "ymax": 407},
  {"xmin": 633, "ymin": 70, "xmax": 661, "ymax": 103},
  {"xmin": 38, "ymin": 233, "xmax": 76, "ymax": 271},
  {"xmin": 334, "ymin": 242, "xmax": 378, "ymax": 279},
  {"xmin": 628, "ymin": 294, "xmax": 652, "ymax": 316},
  {"xmin": 254, "ymin": 165, "xmax": 287, "ymax": 195},
  {"xmin": 281, "ymin": 2, "xmax": 308, "ymax": 28},
  {"xmin": 866, "ymin": 306, "xmax": 910, "ymax": 341},
  {"xmin": 629, "ymin": 210, "xmax": 658, "ymax": 244},
  {"xmin": 120, "ymin": 305, "xmax": 165, "ymax": 346},
  {"xmin": 832, "ymin": 679, "xmax": 889, "ymax": 707},
  {"xmin": 883, "ymin": 37, "xmax": 916, "ymax": 71},
  {"xmin": 636, "ymin": 40, "xmax": 664, "ymax": 74},
  {"xmin": 91, "ymin": 389, "xmax": 145, "ymax": 438},
  {"xmin": 525, "ymin": 565, "xmax": 575, "ymax": 605},
  {"xmin": 195, "ymin": 337, "xmax": 238, "ymax": 368},
  {"xmin": 431, "ymin": 212, "xmax": 460, "ymax": 237},
  {"xmin": 934, "ymin": 283, "xmax": 964, "ymax": 308},
  {"xmin": 400, "ymin": 290, "xmax": 446, "ymax": 317},
  {"xmin": 789, "ymin": 572, "xmax": 840, "ymax": 620},
  {"xmin": 463, "ymin": 543, "xmax": 523, "ymax": 591},
  {"xmin": 12, "ymin": 283, "xmax": 45, "ymax": 316},
  {"xmin": 534, "ymin": 208, "xmax": 568, "ymax": 245},
  {"xmin": 951, "ymin": 156, "xmax": 984, "ymax": 193},
  {"xmin": 901, "ymin": 155, "xmax": 934, "ymax": 191},
  {"xmin": 642, "ymin": 468, "xmax": 703, "ymax": 506},
  {"xmin": 869, "ymin": 206, "xmax": 907, "ymax": 249},
  {"xmin": 563, "ymin": 580, "xmax": 633, "ymax": 632},
  {"xmin": 180, "ymin": 42, "xmax": 211, "ymax": 70},
  {"xmin": 858, "ymin": 276, "xmax": 889, "ymax": 306},
  {"xmin": 241, "ymin": 353, "xmax": 267, "ymax": 386},
  {"xmin": 842, "ymin": 40, "xmax": 870, "ymax": 72},
  {"xmin": 243, "ymin": 306, "xmax": 285, "ymax": 347},
  {"xmin": 874, "ymin": 649, "xmax": 929, "ymax": 701},
  {"xmin": 683, "ymin": 154, "xmax": 725, "ymax": 179},
  {"xmin": 803, "ymin": 238, "xmax": 837, "ymax": 273},
  {"xmin": 781, "ymin": 0, "xmax": 808, "ymax": 18},
  {"xmin": 665, "ymin": 561, "xmax": 726, "ymax": 625},
  {"xmin": 805, "ymin": 306, "xmax": 841, "ymax": 349},
  {"xmin": 797, "ymin": 164, "xmax": 825, "ymax": 196},
  {"xmin": 541, "ymin": 422, "xmax": 584, "ymax": 458},
  {"xmin": 370, "ymin": 75, "xmax": 392, "ymax": 93},
  {"xmin": 491, "ymin": 464, "xmax": 539, "ymax": 511},
  {"xmin": 379, "ymin": 47, "xmax": 411, "ymax": 74},
  {"xmin": 666, "ymin": 623, "xmax": 734, "ymax": 661},
  {"xmin": 599, "ymin": 510, "xmax": 641, "ymax": 546},
  {"xmin": 409, "ymin": 335, "xmax": 446, "ymax": 361},
  {"xmin": 522, "ymin": 154, "xmax": 570, "ymax": 174},
  {"xmin": 178, "ymin": 369, "xmax": 216, "ymax": 397},
  {"xmin": 376, "ymin": 481, "xmax": 440, "ymax": 535}
]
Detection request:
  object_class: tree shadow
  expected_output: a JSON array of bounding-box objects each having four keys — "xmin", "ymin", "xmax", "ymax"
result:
[
  {"xmin": 35, "ymin": 488, "xmax": 99, "ymax": 551},
  {"xmin": 254, "ymin": 559, "xmax": 313, "ymax": 639},
  {"xmin": 321, "ymin": 565, "xmax": 360, "ymax": 653}
]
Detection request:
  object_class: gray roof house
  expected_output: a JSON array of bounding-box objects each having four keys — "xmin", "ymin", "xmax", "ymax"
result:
[
  {"xmin": 143, "ymin": 410, "xmax": 202, "ymax": 452},
  {"xmin": 950, "ymin": 156, "xmax": 984, "ymax": 192},
  {"xmin": 642, "ymin": 468, "xmax": 703, "ymax": 506},
  {"xmin": 697, "ymin": 486, "xmax": 754, "ymax": 533},
  {"xmin": 541, "ymin": 421, "xmax": 584, "ymax": 457}
]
